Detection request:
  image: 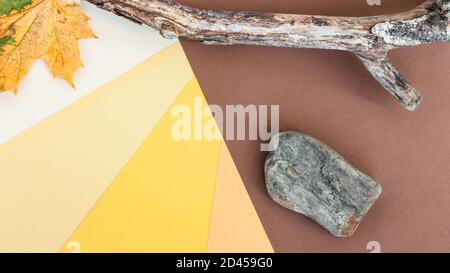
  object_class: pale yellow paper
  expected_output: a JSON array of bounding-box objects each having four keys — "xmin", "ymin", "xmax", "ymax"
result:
[
  {"xmin": 61, "ymin": 79, "xmax": 221, "ymax": 253},
  {"xmin": 0, "ymin": 43, "xmax": 193, "ymax": 252}
]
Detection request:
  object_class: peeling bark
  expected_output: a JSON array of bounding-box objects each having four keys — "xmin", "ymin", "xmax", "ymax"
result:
[{"xmin": 85, "ymin": 0, "xmax": 450, "ymax": 111}]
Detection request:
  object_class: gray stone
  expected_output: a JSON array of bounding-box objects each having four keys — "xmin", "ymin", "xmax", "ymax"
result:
[{"xmin": 264, "ymin": 132, "xmax": 382, "ymax": 237}]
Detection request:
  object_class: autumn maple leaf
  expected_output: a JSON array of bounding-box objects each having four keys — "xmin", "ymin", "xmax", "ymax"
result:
[{"xmin": 0, "ymin": 0, "xmax": 95, "ymax": 92}]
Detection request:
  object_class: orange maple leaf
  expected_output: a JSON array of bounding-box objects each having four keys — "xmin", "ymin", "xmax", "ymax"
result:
[{"xmin": 0, "ymin": 0, "xmax": 95, "ymax": 92}]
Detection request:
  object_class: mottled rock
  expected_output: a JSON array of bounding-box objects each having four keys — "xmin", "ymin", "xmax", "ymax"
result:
[{"xmin": 264, "ymin": 132, "xmax": 382, "ymax": 237}]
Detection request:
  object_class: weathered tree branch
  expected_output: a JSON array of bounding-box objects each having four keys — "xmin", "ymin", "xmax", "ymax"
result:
[{"xmin": 85, "ymin": 0, "xmax": 450, "ymax": 111}]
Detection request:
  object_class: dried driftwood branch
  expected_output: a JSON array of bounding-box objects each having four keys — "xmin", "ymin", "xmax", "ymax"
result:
[{"xmin": 86, "ymin": 0, "xmax": 450, "ymax": 111}]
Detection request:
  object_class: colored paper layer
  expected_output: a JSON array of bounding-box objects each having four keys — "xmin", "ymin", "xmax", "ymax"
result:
[
  {"xmin": 0, "ymin": 43, "xmax": 192, "ymax": 252},
  {"xmin": 61, "ymin": 78, "xmax": 222, "ymax": 253},
  {"xmin": 207, "ymin": 144, "xmax": 273, "ymax": 253}
]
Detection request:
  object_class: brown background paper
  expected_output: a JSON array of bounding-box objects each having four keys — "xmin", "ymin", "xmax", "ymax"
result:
[{"xmin": 178, "ymin": 0, "xmax": 450, "ymax": 252}]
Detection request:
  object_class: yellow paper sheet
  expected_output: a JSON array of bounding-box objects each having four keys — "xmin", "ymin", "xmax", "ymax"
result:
[
  {"xmin": 0, "ymin": 43, "xmax": 193, "ymax": 252},
  {"xmin": 62, "ymin": 78, "xmax": 221, "ymax": 253}
]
